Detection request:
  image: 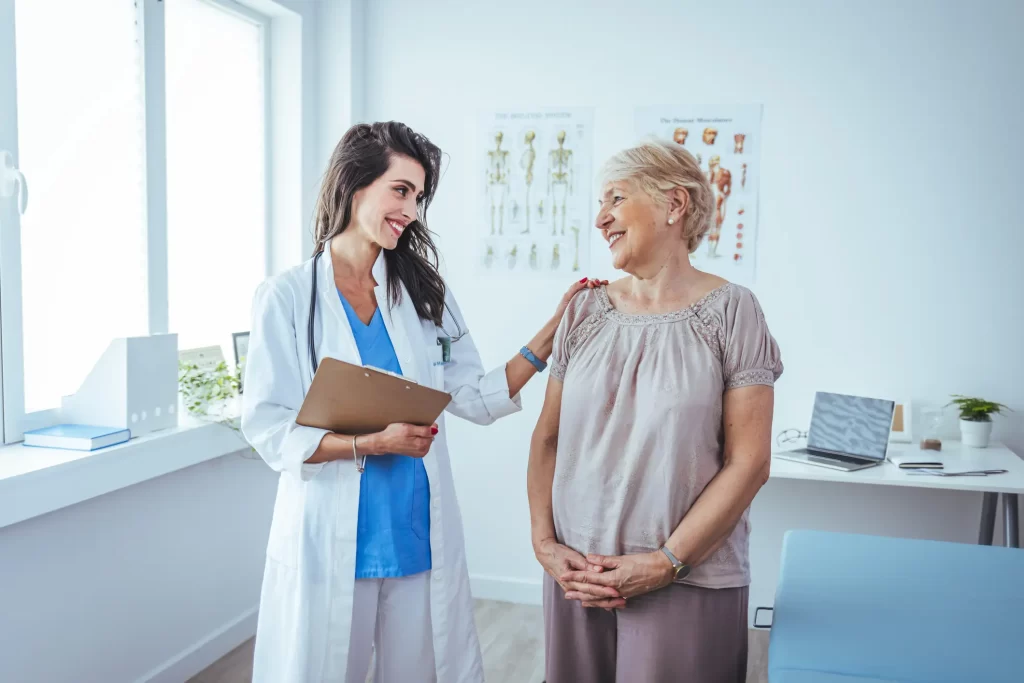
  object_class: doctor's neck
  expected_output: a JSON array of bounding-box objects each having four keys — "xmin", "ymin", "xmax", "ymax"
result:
[{"xmin": 328, "ymin": 227, "xmax": 381, "ymax": 285}]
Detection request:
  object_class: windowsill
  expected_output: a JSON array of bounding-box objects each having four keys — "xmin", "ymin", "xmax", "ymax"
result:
[{"xmin": 0, "ymin": 415, "xmax": 251, "ymax": 529}]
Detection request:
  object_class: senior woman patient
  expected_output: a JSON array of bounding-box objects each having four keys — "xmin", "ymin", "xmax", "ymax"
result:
[{"xmin": 527, "ymin": 138, "xmax": 783, "ymax": 682}]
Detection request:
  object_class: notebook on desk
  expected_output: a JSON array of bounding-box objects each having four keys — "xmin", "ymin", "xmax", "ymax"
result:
[
  {"xmin": 775, "ymin": 392, "xmax": 895, "ymax": 472},
  {"xmin": 887, "ymin": 451, "xmax": 944, "ymax": 469}
]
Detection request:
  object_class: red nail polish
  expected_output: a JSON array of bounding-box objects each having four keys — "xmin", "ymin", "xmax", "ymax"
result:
[
  {"xmin": 579, "ymin": 277, "xmax": 587, "ymax": 283},
  {"xmin": 430, "ymin": 426, "xmax": 438, "ymax": 435}
]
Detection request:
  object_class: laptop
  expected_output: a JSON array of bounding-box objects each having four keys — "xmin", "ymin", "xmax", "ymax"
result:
[{"xmin": 776, "ymin": 392, "xmax": 895, "ymax": 472}]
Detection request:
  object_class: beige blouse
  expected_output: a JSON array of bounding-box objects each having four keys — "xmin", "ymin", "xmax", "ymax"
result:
[{"xmin": 549, "ymin": 283, "xmax": 783, "ymax": 588}]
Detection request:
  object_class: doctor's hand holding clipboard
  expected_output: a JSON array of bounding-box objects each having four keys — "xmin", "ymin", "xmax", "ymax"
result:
[
  {"xmin": 293, "ymin": 354, "xmax": 454, "ymax": 470},
  {"xmin": 239, "ymin": 120, "xmax": 604, "ymax": 683}
]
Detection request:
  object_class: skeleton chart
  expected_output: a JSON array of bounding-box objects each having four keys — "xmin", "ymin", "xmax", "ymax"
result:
[
  {"xmin": 635, "ymin": 105, "xmax": 763, "ymax": 286},
  {"xmin": 478, "ymin": 108, "xmax": 594, "ymax": 276}
]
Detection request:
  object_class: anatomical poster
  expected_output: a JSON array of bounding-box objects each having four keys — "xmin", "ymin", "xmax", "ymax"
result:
[
  {"xmin": 478, "ymin": 107, "xmax": 594, "ymax": 276},
  {"xmin": 634, "ymin": 105, "xmax": 762, "ymax": 285}
]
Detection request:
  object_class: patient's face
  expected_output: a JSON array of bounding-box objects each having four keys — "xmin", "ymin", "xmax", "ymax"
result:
[{"xmin": 596, "ymin": 180, "xmax": 672, "ymax": 274}]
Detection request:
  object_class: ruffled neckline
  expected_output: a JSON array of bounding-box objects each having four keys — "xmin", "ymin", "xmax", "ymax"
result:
[{"xmin": 594, "ymin": 283, "xmax": 733, "ymax": 326}]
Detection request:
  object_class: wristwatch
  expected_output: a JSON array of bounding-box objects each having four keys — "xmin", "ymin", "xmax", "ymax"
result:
[{"xmin": 660, "ymin": 546, "xmax": 691, "ymax": 581}]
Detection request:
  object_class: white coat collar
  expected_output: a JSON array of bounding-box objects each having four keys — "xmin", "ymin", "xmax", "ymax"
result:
[{"xmin": 318, "ymin": 236, "xmax": 424, "ymax": 385}]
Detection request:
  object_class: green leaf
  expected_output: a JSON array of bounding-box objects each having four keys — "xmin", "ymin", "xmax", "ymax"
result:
[
  {"xmin": 177, "ymin": 359, "xmax": 241, "ymax": 419},
  {"xmin": 946, "ymin": 394, "xmax": 1011, "ymax": 421}
]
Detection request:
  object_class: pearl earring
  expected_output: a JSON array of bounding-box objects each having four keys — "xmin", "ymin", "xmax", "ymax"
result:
[{"xmin": 668, "ymin": 218, "xmax": 675, "ymax": 225}]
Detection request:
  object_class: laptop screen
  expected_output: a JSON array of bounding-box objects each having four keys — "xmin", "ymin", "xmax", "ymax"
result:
[{"xmin": 807, "ymin": 392, "xmax": 895, "ymax": 460}]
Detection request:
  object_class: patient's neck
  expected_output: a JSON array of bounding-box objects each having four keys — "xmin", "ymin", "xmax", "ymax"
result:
[{"xmin": 627, "ymin": 248, "xmax": 705, "ymax": 310}]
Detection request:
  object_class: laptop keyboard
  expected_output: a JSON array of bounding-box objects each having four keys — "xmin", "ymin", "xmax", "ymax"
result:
[
  {"xmin": 794, "ymin": 449, "xmax": 875, "ymax": 467},
  {"xmin": 824, "ymin": 452, "xmax": 874, "ymax": 466}
]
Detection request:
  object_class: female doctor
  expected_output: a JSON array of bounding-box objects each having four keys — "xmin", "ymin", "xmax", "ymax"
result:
[{"xmin": 241, "ymin": 121, "xmax": 602, "ymax": 683}]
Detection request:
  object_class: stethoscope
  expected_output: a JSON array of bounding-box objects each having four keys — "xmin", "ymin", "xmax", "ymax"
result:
[{"xmin": 306, "ymin": 248, "xmax": 466, "ymax": 376}]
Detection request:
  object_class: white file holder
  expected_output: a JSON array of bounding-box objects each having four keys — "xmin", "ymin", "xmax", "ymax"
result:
[{"xmin": 61, "ymin": 334, "xmax": 179, "ymax": 438}]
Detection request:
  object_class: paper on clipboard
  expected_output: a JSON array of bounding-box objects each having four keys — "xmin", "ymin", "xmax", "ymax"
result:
[{"xmin": 295, "ymin": 357, "xmax": 452, "ymax": 435}]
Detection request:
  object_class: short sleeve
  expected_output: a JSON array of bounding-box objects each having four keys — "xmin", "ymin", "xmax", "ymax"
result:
[
  {"xmin": 550, "ymin": 288, "xmax": 602, "ymax": 381},
  {"xmin": 721, "ymin": 287, "xmax": 783, "ymax": 390}
]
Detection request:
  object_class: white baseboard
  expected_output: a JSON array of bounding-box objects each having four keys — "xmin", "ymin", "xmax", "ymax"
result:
[
  {"xmin": 470, "ymin": 574, "xmax": 543, "ymax": 606},
  {"xmin": 135, "ymin": 604, "xmax": 259, "ymax": 683}
]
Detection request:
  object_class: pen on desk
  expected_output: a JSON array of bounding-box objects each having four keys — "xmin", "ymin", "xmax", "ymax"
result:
[{"xmin": 906, "ymin": 469, "xmax": 1008, "ymax": 477}]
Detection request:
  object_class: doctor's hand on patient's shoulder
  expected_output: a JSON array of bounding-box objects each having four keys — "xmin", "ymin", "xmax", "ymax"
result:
[
  {"xmin": 551, "ymin": 277, "xmax": 607, "ymax": 322},
  {"xmin": 364, "ymin": 422, "xmax": 438, "ymax": 458}
]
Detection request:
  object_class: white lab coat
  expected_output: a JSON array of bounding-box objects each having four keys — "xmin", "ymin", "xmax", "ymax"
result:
[{"xmin": 240, "ymin": 237, "xmax": 522, "ymax": 682}]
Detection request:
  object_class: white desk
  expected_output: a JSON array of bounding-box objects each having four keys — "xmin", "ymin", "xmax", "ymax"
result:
[{"xmin": 770, "ymin": 441, "xmax": 1024, "ymax": 547}]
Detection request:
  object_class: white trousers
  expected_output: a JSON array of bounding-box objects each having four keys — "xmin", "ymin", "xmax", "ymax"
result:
[{"xmin": 345, "ymin": 571, "xmax": 437, "ymax": 683}]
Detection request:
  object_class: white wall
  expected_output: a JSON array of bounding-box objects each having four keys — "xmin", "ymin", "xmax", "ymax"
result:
[
  {"xmin": 0, "ymin": 453, "xmax": 277, "ymax": 683},
  {"xmin": 352, "ymin": 0, "xmax": 1024, "ymax": 606},
  {"xmin": 316, "ymin": 0, "xmax": 366, "ymax": 167}
]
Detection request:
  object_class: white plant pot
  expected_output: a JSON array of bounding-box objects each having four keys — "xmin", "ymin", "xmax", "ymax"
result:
[{"xmin": 959, "ymin": 419, "xmax": 993, "ymax": 448}]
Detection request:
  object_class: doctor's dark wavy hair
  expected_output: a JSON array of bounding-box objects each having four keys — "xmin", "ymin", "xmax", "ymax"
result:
[{"xmin": 313, "ymin": 121, "xmax": 445, "ymax": 325}]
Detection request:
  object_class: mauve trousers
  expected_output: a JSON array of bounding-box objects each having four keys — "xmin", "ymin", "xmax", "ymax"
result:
[{"xmin": 543, "ymin": 574, "xmax": 748, "ymax": 683}]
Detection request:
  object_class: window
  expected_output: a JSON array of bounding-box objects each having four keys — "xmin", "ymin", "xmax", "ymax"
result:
[
  {"xmin": 166, "ymin": 0, "xmax": 268, "ymax": 352},
  {"xmin": 13, "ymin": 0, "xmax": 149, "ymax": 415},
  {"xmin": 0, "ymin": 0, "xmax": 280, "ymax": 443}
]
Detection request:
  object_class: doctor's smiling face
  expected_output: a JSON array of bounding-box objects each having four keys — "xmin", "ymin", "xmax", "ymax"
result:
[
  {"xmin": 350, "ymin": 154, "xmax": 426, "ymax": 251},
  {"xmin": 314, "ymin": 122, "xmax": 441, "ymax": 258},
  {"xmin": 313, "ymin": 121, "xmax": 445, "ymax": 324}
]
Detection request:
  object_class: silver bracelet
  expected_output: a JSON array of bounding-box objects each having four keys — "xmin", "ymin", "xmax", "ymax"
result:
[{"xmin": 352, "ymin": 436, "xmax": 366, "ymax": 473}]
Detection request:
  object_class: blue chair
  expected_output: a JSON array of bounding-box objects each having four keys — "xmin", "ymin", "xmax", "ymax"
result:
[{"xmin": 768, "ymin": 530, "xmax": 1024, "ymax": 683}]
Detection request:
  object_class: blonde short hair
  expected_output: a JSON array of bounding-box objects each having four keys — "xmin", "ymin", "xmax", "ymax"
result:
[{"xmin": 598, "ymin": 138, "xmax": 714, "ymax": 253}]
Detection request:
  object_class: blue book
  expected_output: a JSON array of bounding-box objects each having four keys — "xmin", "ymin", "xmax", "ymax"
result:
[{"xmin": 23, "ymin": 424, "xmax": 131, "ymax": 451}]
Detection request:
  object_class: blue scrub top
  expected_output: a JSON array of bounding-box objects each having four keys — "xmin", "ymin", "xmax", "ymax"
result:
[{"xmin": 338, "ymin": 291, "xmax": 431, "ymax": 579}]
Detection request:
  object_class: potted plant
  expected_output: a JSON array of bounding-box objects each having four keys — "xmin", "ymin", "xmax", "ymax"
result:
[
  {"xmin": 946, "ymin": 395, "xmax": 1009, "ymax": 448},
  {"xmin": 178, "ymin": 360, "xmax": 243, "ymax": 430}
]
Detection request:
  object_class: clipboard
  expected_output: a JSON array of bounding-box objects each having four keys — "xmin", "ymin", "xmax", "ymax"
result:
[{"xmin": 296, "ymin": 357, "xmax": 452, "ymax": 435}]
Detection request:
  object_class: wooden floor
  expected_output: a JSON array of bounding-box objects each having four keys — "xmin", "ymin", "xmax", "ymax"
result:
[{"xmin": 190, "ymin": 600, "xmax": 769, "ymax": 683}]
